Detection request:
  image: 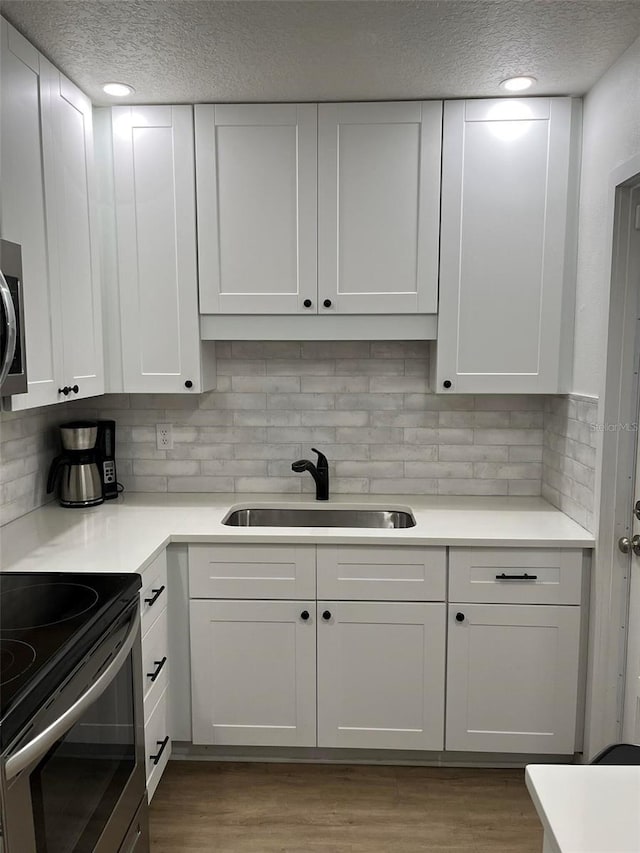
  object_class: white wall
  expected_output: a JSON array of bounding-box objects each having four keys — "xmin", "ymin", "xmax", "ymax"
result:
[{"xmin": 572, "ymin": 36, "xmax": 640, "ymax": 397}]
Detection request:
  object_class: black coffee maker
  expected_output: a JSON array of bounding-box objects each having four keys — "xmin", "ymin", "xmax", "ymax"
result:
[{"xmin": 96, "ymin": 419, "xmax": 119, "ymax": 500}]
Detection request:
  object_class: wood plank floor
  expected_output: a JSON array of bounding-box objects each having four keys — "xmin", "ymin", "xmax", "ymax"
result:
[{"xmin": 150, "ymin": 761, "xmax": 543, "ymax": 852}]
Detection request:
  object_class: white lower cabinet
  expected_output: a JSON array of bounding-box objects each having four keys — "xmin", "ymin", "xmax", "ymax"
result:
[
  {"xmin": 144, "ymin": 687, "xmax": 171, "ymax": 801},
  {"xmin": 189, "ymin": 599, "xmax": 317, "ymax": 747},
  {"xmin": 317, "ymin": 601, "xmax": 445, "ymax": 750},
  {"xmin": 445, "ymin": 603, "xmax": 581, "ymax": 754}
]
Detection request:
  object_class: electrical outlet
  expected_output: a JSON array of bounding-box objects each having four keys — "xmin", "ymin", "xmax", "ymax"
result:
[{"xmin": 156, "ymin": 423, "xmax": 173, "ymax": 450}]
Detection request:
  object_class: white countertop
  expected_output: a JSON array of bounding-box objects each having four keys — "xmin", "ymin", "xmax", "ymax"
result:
[
  {"xmin": 526, "ymin": 764, "xmax": 640, "ymax": 853},
  {"xmin": 0, "ymin": 493, "xmax": 594, "ymax": 577}
]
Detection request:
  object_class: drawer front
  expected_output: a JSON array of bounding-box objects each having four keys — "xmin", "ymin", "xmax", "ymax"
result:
[
  {"xmin": 145, "ymin": 688, "xmax": 171, "ymax": 802},
  {"xmin": 317, "ymin": 546, "xmax": 446, "ymax": 601},
  {"xmin": 140, "ymin": 550, "xmax": 168, "ymax": 634},
  {"xmin": 188, "ymin": 544, "xmax": 316, "ymax": 599},
  {"xmin": 142, "ymin": 607, "xmax": 169, "ymax": 720},
  {"xmin": 449, "ymin": 548, "xmax": 583, "ymax": 605}
]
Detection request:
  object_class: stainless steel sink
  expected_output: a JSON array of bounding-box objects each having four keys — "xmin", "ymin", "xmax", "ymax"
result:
[{"xmin": 223, "ymin": 507, "xmax": 416, "ymax": 529}]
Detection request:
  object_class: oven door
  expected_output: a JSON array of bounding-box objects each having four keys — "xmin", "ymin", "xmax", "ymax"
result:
[{"xmin": 1, "ymin": 602, "xmax": 147, "ymax": 853}]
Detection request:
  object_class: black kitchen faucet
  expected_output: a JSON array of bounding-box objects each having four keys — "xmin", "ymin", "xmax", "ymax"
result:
[{"xmin": 291, "ymin": 448, "xmax": 329, "ymax": 500}]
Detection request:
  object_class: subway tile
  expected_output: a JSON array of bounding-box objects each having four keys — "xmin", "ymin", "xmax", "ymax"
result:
[
  {"xmin": 510, "ymin": 411, "xmax": 544, "ymax": 428},
  {"xmin": 375, "ymin": 445, "xmax": 438, "ymax": 462},
  {"xmin": 509, "ymin": 445, "xmax": 544, "ymax": 462},
  {"xmin": 474, "ymin": 462, "xmax": 542, "ymax": 480},
  {"xmin": 407, "ymin": 461, "xmax": 474, "ymax": 478},
  {"xmin": 439, "ymin": 445, "xmax": 509, "ymax": 462},
  {"xmin": 370, "ymin": 341, "xmax": 429, "ymax": 359},
  {"xmin": 301, "ymin": 376, "xmax": 369, "ymax": 393},
  {"xmin": 335, "ymin": 427, "xmax": 403, "ymax": 444},
  {"xmin": 336, "ymin": 358, "xmax": 404, "ymax": 376},
  {"xmin": 370, "ymin": 377, "xmax": 431, "ymax": 393},
  {"xmin": 404, "ymin": 394, "xmax": 474, "ymax": 411},
  {"xmin": 439, "ymin": 411, "xmax": 511, "ymax": 429},
  {"xmin": 266, "ymin": 427, "xmax": 335, "ymax": 444},
  {"xmin": 199, "ymin": 392, "xmax": 267, "ymax": 410},
  {"xmin": 335, "ymin": 461, "xmax": 402, "ymax": 478},
  {"xmin": 300, "ymin": 411, "xmax": 368, "ymax": 427},
  {"xmin": 301, "ymin": 341, "xmax": 370, "ymax": 359},
  {"xmin": 201, "ymin": 460, "xmax": 267, "ymax": 476},
  {"xmin": 316, "ymin": 443, "xmax": 370, "ymax": 461},
  {"xmin": 474, "ymin": 395, "xmax": 545, "ymax": 411},
  {"xmin": 508, "ymin": 479, "xmax": 541, "ymax": 496},
  {"xmin": 437, "ymin": 479, "xmax": 508, "ymax": 496},
  {"xmin": 231, "ymin": 341, "xmax": 301, "ymax": 359},
  {"xmin": 474, "ymin": 428, "xmax": 543, "ymax": 445},
  {"xmin": 335, "ymin": 393, "xmax": 401, "ymax": 411},
  {"xmin": 234, "ymin": 411, "xmax": 302, "ymax": 427},
  {"xmin": 133, "ymin": 460, "xmax": 200, "ymax": 477},
  {"xmin": 231, "ymin": 376, "xmax": 300, "ymax": 393},
  {"xmin": 267, "ymin": 359, "xmax": 334, "ymax": 376},
  {"xmin": 167, "ymin": 444, "xmax": 234, "ymax": 461},
  {"xmin": 167, "ymin": 476, "xmax": 234, "ymax": 492},
  {"xmin": 217, "ymin": 359, "xmax": 266, "ymax": 376},
  {"xmin": 370, "ymin": 478, "xmax": 438, "ymax": 495},
  {"xmin": 268, "ymin": 393, "xmax": 335, "ymax": 411},
  {"xmin": 235, "ymin": 477, "xmax": 302, "ymax": 493},
  {"xmin": 330, "ymin": 478, "xmax": 370, "ymax": 494},
  {"xmin": 404, "ymin": 359, "xmax": 430, "ymax": 377},
  {"xmin": 374, "ymin": 412, "xmax": 439, "ymax": 428},
  {"xmin": 233, "ymin": 443, "xmax": 301, "ymax": 460},
  {"xmin": 122, "ymin": 476, "xmax": 168, "ymax": 493}
]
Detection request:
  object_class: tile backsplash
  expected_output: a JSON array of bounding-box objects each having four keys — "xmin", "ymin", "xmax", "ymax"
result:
[
  {"xmin": 88, "ymin": 341, "xmax": 545, "ymax": 498},
  {"xmin": 0, "ymin": 401, "xmax": 91, "ymax": 526},
  {"xmin": 542, "ymin": 394, "xmax": 598, "ymax": 533},
  {"xmin": 3, "ymin": 346, "xmax": 604, "ymax": 530}
]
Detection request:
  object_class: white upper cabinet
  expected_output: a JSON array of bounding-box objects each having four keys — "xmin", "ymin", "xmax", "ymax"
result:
[
  {"xmin": 0, "ymin": 21, "xmax": 62, "ymax": 410},
  {"xmin": 1, "ymin": 21, "xmax": 103, "ymax": 408},
  {"xmin": 44, "ymin": 64, "xmax": 104, "ymax": 401},
  {"xmin": 318, "ymin": 101, "xmax": 442, "ymax": 314},
  {"xmin": 195, "ymin": 103, "xmax": 317, "ymax": 315},
  {"xmin": 110, "ymin": 105, "xmax": 213, "ymax": 393},
  {"xmin": 436, "ymin": 98, "xmax": 580, "ymax": 394}
]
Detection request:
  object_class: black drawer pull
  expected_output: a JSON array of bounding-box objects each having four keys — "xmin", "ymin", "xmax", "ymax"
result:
[
  {"xmin": 144, "ymin": 585, "xmax": 165, "ymax": 607},
  {"xmin": 150, "ymin": 735, "xmax": 169, "ymax": 765},
  {"xmin": 495, "ymin": 573, "xmax": 538, "ymax": 581},
  {"xmin": 147, "ymin": 656, "xmax": 167, "ymax": 682}
]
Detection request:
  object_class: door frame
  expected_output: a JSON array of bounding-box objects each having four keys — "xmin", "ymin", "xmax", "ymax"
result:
[{"xmin": 587, "ymin": 153, "xmax": 640, "ymax": 759}]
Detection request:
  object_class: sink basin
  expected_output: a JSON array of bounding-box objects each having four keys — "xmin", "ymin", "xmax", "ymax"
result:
[{"xmin": 223, "ymin": 507, "xmax": 416, "ymax": 529}]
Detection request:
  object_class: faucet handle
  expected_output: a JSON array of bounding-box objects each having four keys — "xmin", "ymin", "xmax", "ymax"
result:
[{"xmin": 311, "ymin": 447, "xmax": 328, "ymax": 469}]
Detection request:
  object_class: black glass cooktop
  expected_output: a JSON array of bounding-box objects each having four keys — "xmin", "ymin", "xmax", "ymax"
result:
[{"xmin": 0, "ymin": 572, "xmax": 141, "ymax": 750}]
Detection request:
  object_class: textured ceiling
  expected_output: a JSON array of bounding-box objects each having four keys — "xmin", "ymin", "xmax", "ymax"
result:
[{"xmin": 2, "ymin": 1, "xmax": 640, "ymax": 105}]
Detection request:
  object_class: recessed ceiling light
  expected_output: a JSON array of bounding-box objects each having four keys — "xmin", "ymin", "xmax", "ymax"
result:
[
  {"xmin": 500, "ymin": 76, "xmax": 537, "ymax": 93},
  {"xmin": 102, "ymin": 82, "xmax": 135, "ymax": 97}
]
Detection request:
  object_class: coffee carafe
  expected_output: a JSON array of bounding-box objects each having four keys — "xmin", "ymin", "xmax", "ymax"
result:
[{"xmin": 47, "ymin": 421, "xmax": 104, "ymax": 508}]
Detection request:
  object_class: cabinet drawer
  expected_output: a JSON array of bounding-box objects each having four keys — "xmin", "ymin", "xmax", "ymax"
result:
[
  {"xmin": 188, "ymin": 544, "xmax": 315, "ymax": 599},
  {"xmin": 140, "ymin": 550, "xmax": 168, "ymax": 634},
  {"xmin": 142, "ymin": 607, "xmax": 169, "ymax": 720},
  {"xmin": 317, "ymin": 546, "xmax": 446, "ymax": 601},
  {"xmin": 145, "ymin": 687, "xmax": 171, "ymax": 802},
  {"xmin": 449, "ymin": 548, "xmax": 583, "ymax": 605}
]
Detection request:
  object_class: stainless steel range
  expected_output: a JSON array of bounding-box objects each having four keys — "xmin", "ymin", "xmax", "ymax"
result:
[{"xmin": 0, "ymin": 572, "xmax": 149, "ymax": 853}]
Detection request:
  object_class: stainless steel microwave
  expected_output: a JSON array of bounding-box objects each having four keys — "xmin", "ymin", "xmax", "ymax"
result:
[{"xmin": 0, "ymin": 239, "xmax": 28, "ymax": 395}]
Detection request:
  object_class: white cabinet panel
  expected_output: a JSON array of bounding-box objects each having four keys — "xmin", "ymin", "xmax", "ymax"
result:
[
  {"xmin": 318, "ymin": 101, "xmax": 441, "ymax": 314},
  {"xmin": 141, "ymin": 607, "xmax": 169, "ymax": 720},
  {"xmin": 190, "ymin": 599, "xmax": 316, "ymax": 747},
  {"xmin": 188, "ymin": 544, "xmax": 316, "ymax": 600},
  {"xmin": 196, "ymin": 103, "xmax": 317, "ymax": 314},
  {"xmin": 317, "ymin": 545, "xmax": 446, "ymax": 601},
  {"xmin": 0, "ymin": 20, "xmax": 62, "ymax": 410},
  {"xmin": 446, "ymin": 604, "xmax": 581, "ymax": 754},
  {"xmin": 140, "ymin": 550, "xmax": 168, "ymax": 635},
  {"xmin": 437, "ymin": 98, "xmax": 579, "ymax": 393},
  {"xmin": 317, "ymin": 601, "xmax": 445, "ymax": 750},
  {"xmin": 449, "ymin": 548, "xmax": 583, "ymax": 605},
  {"xmin": 144, "ymin": 687, "xmax": 171, "ymax": 802},
  {"xmin": 44, "ymin": 64, "xmax": 103, "ymax": 400},
  {"xmin": 111, "ymin": 105, "xmax": 210, "ymax": 393}
]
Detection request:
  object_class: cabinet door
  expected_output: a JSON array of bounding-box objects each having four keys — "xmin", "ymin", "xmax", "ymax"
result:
[
  {"xmin": 44, "ymin": 64, "xmax": 103, "ymax": 400},
  {"xmin": 196, "ymin": 104, "xmax": 317, "ymax": 314},
  {"xmin": 317, "ymin": 601, "xmax": 445, "ymax": 750},
  {"xmin": 446, "ymin": 604, "xmax": 581, "ymax": 754},
  {"xmin": 112, "ymin": 106, "xmax": 204, "ymax": 393},
  {"xmin": 190, "ymin": 599, "xmax": 316, "ymax": 747},
  {"xmin": 437, "ymin": 98, "xmax": 577, "ymax": 393},
  {"xmin": 0, "ymin": 21, "xmax": 63, "ymax": 410},
  {"xmin": 318, "ymin": 101, "xmax": 441, "ymax": 315}
]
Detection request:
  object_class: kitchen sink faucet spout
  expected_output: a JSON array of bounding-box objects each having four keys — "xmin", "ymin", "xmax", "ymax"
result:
[{"xmin": 291, "ymin": 448, "xmax": 329, "ymax": 500}]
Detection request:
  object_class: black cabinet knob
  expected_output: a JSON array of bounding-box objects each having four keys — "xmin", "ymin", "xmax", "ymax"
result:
[
  {"xmin": 322, "ymin": 610, "xmax": 332, "ymax": 621},
  {"xmin": 443, "ymin": 380, "xmax": 452, "ymax": 389},
  {"xmin": 185, "ymin": 380, "xmax": 193, "ymax": 389},
  {"xmin": 323, "ymin": 299, "xmax": 332, "ymax": 308},
  {"xmin": 58, "ymin": 386, "xmax": 70, "ymax": 396},
  {"xmin": 455, "ymin": 612, "xmax": 465, "ymax": 622},
  {"xmin": 303, "ymin": 299, "xmax": 312, "ymax": 308},
  {"xmin": 300, "ymin": 610, "xmax": 310, "ymax": 621},
  {"xmin": 71, "ymin": 385, "xmax": 79, "ymax": 394}
]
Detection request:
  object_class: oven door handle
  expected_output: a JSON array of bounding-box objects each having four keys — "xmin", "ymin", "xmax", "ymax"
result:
[
  {"xmin": 0, "ymin": 269, "xmax": 17, "ymax": 389},
  {"xmin": 5, "ymin": 611, "xmax": 139, "ymax": 781}
]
